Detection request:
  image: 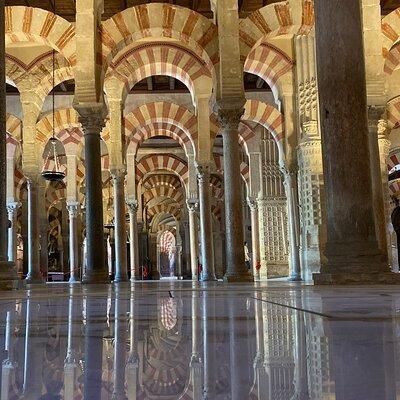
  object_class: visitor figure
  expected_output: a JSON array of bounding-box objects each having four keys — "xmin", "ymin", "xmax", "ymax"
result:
[
  {"xmin": 244, "ymin": 242, "xmax": 251, "ymax": 269},
  {"xmin": 391, "ymin": 196, "xmax": 400, "ymax": 268}
]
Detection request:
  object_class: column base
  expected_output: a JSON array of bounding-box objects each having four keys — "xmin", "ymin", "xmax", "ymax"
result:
[
  {"xmin": 313, "ymin": 271, "xmax": 400, "ymax": 285},
  {"xmin": 25, "ymin": 271, "xmax": 44, "ymax": 285},
  {"xmin": 224, "ymin": 271, "xmax": 254, "ymax": 283},
  {"xmin": 82, "ymin": 271, "xmax": 110, "ymax": 284},
  {"xmin": 288, "ymin": 275, "xmax": 303, "ymax": 282},
  {"xmin": 114, "ymin": 275, "xmax": 128, "ymax": 283},
  {"xmin": 200, "ymin": 273, "xmax": 217, "ymax": 282},
  {"xmin": 0, "ymin": 261, "xmax": 22, "ymax": 290},
  {"xmin": 69, "ymin": 276, "xmax": 80, "ymax": 284}
]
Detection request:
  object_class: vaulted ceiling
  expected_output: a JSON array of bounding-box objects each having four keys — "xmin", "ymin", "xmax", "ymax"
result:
[{"xmin": 6, "ymin": 0, "xmax": 400, "ymax": 22}]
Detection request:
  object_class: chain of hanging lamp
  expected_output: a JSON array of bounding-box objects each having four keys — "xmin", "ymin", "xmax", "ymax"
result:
[{"xmin": 41, "ymin": 0, "xmax": 65, "ymax": 182}]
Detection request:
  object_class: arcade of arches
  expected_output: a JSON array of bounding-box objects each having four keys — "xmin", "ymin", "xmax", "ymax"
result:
[{"xmin": 2, "ymin": 0, "xmax": 400, "ymax": 287}]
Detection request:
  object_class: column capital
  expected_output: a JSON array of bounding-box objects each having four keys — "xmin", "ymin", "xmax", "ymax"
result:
[
  {"xmin": 67, "ymin": 202, "xmax": 80, "ymax": 218},
  {"xmin": 110, "ymin": 168, "xmax": 126, "ymax": 182},
  {"xmin": 75, "ymin": 105, "xmax": 106, "ymax": 136},
  {"xmin": 126, "ymin": 199, "xmax": 138, "ymax": 214},
  {"xmin": 280, "ymin": 164, "xmax": 298, "ymax": 179},
  {"xmin": 247, "ymin": 198, "xmax": 258, "ymax": 211},
  {"xmin": 186, "ymin": 199, "xmax": 199, "ymax": 213},
  {"xmin": 196, "ymin": 163, "xmax": 211, "ymax": 182},
  {"xmin": 215, "ymin": 104, "xmax": 245, "ymax": 129},
  {"xmin": 367, "ymin": 105, "xmax": 386, "ymax": 126},
  {"xmin": 7, "ymin": 202, "xmax": 21, "ymax": 214}
]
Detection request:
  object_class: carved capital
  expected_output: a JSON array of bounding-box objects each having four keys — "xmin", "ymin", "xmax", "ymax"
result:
[
  {"xmin": 67, "ymin": 202, "xmax": 80, "ymax": 218},
  {"xmin": 75, "ymin": 105, "xmax": 106, "ymax": 136},
  {"xmin": 186, "ymin": 199, "xmax": 199, "ymax": 213},
  {"xmin": 196, "ymin": 164, "xmax": 211, "ymax": 183},
  {"xmin": 110, "ymin": 168, "xmax": 126, "ymax": 183},
  {"xmin": 216, "ymin": 107, "xmax": 245, "ymax": 130},
  {"xmin": 247, "ymin": 198, "xmax": 258, "ymax": 212},
  {"xmin": 126, "ymin": 199, "xmax": 138, "ymax": 214}
]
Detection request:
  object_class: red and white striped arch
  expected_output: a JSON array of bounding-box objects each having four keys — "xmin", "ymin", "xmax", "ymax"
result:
[
  {"xmin": 106, "ymin": 42, "xmax": 213, "ymax": 102},
  {"xmin": 239, "ymin": 0, "xmax": 314, "ymax": 60},
  {"xmin": 144, "ymin": 186, "xmax": 185, "ymax": 206},
  {"xmin": 99, "ymin": 4, "xmax": 218, "ymax": 74},
  {"xmin": 387, "ymin": 97, "xmax": 400, "ymax": 129},
  {"xmin": 143, "ymin": 174, "xmax": 182, "ymax": 191},
  {"xmin": 5, "ymin": 7, "xmax": 76, "ymax": 66},
  {"xmin": 136, "ymin": 154, "xmax": 189, "ymax": 189},
  {"xmin": 125, "ymin": 102, "xmax": 197, "ymax": 145},
  {"xmin": 147, "ymin": 203, "xmax": 182, "ymax": 221},
  {"xmin": 382, "ymin": 8, "xmax": 400, "ymax": 75},
  {"xmin": 159, "ymin": 230, "xmax": 176, "ymax": 254}
]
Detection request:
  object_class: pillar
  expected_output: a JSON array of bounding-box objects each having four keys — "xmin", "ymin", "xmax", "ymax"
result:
[
  {"xmin": 197, "ymin": 165, "xmax": 216, "ymax": 281},
  {"xmin": 25, "ymin": 177, "xmax": 43, "ymax": 283},
  {"xmin": 0, "ymin": 0, "xmax": 18, "ymax": 288},
  {"xmin": 281, "ymin": 167, "xmax": 302, "ymax": 281},
  {"xmin": 78, "ymin": 112, "xmax": 109, "ymax": 284},
  {"xmin": 127, "ymin": 200, "xmax": 140, "ymax": 280},
  {"xmin": 313, "ymin": 0, "xmax": 399, "ymax": 284},
  {"xmin": 112, "ymin": 170, "xmax": 128, "ymax": 282},
  {"xmin": 248, "ymin": 198, "xmax": 261, "ymax": 280},
  {"xmin": 7, "ymin": 202, "xmax": 20, "ymax": 263},
  {"xmin": 1, "ymin": 311, "xmax": 16, "ymax": 399},
  {"xmin": 126, "ymin": 289, "xmax": 139, "ymax": 399},
  {"xmin": 217, "ymin": 105, "xmax": 253, "ymax": 282},
  {"xmin": 67, "ymin": 202, "xmax": 80, "ymax": 283},
  {"xmin": 187, "ymin": 199, "xmax": 199, "ymax": 280}
]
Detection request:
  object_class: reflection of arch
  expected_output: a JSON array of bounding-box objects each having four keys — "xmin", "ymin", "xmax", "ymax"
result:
[
  {"xmin": 239, "ymin": 0, "xmax": 314, "ymax": 59},
  {"xmin": 5, "ymin": 7, "xmax": 76, "ymax": 65},
  {"xmin": 136, "ymin": 154, "xmax": 189, "ymax": 189},
  {"xmin": 105, "ymin": 42, "xmax": 213, "ymax": 102},
  {"xmin": 99, "ymin": 4, "xmax": 218, "ymax": 73}
]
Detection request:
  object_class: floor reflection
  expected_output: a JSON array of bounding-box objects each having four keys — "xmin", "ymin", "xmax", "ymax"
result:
[{"xmin": 0, "ymin": 283, "xmax": 398, "ymax": 399}]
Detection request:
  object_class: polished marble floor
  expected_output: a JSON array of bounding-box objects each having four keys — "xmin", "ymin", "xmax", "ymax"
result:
[{"xmin": 0, "ymin": 281, "xmax": 399, "ymax": 399}]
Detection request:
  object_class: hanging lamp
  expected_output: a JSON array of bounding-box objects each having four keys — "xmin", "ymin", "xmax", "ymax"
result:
[{"xmin": 41, "ymin": 0, "xmax": 65, "ymax": 182}]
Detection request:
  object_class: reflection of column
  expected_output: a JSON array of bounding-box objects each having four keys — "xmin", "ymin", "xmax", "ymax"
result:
[
  {"xmin": 23, "ymin": 295, "xmax": 44, "ymax": 399},
  {"xmin": 64, "ymin": 286, "xmax": 79, "ymax": 400},
  {"xmin": 1, "ymin": 311, "xmax": 16, "ymax": 399},
  {"xmin": 83, "ymin": 291, "xmax": 106, "ymax": 399},
  {"xmin": 67, "ymin": 202, "xmax": 80, "ymax": 283},
  {"xmin": 7, "ymin": 202, "xmax": 20, "ymax": 263},
  {"xmin": 127, "ymin": 200, "xmax": 139, "ymax": 280},
  {"xmin": 113, "ymin": 286, "xmax": 128, "ymax": 399},
  {"xmin": 217, "ymin": 105, "xmax": 252, "ymax": 282},
  {"xmin": 313, "ymin": 0, "xmax": 398, "ymax": 284},
  {"xmin": 197, "ymin": 165, "xmax": 216, "ymax": 281},
  {"xmin": 248, "ymin": 199, "xmax": 261, "ymax": 280},
  {"xmin": 112, "ymin": 170, "xmax": 128, "ymax": 282},
  {"xmin": 26, "ymin": 178, "xmax": 43, "ymax": 283},
  {"xmin": 126, "ymin": 288, "xmax": 139, "ymax": 400},
  {"xmin": 187, "ymin": 200, "xmax": 199, "ymax": 280},
  {"xmin": 281, "ymin": 168, "xmax": 302, "ymax": 281},
  {"xmin": 78, "ymin": 112, "xmax": 109, "ymax": 284},
  {"xmin": 203, "ymin": 291, "xmax": 216, "ymax": 399}
]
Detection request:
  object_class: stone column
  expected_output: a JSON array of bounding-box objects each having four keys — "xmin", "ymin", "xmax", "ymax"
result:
[
  {"xmin": 26, "ymin": 177, "xmax": 43, "ymax": 283},
  {"xmin": 112, "ymin": 170, "xmax": 128, "ymax": 282},
  {"xmin": 197, "ymin": 165, "xmax": 216, "ymax": 281},
  {"xmin": 0, "ymin": 0, "xmax": 18, "ymax": 287},
  {"xmin": 187, "ymin": 199, "xmax": 199, "ymax": 280},
  {"xmin": 78, "ymin": 112, "xmax": 109, "ymax": 284},
  {"xmin": 1, "ymin": 310, "xmax": 17, "ymax": 399},
  {"xmin": 217, "ymin": 104, "xmax": 253, "ymax": 282},
  {"xmin": 7, "ymin": 202, "xmax": 20, "ymax": 263},
  {"xmin": 248, "ymin": 198, "xmax": 261, "ymax": 280},
  {"xmin": 127, "ymin": 200, "xmax": 140, "ymax": 280},
  {"xmin": 281, "ymin": 167, "xmax": 302, "ymax": 281},
  {"xmin": 313, "ymin": 0, "xmax": 398, "ymax": 284},
  {"xmin": 67, "ymin": 202, "xmax": 80, "ymax": 283}
]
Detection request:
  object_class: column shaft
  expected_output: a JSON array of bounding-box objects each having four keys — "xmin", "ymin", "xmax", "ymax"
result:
[
  {"xmin": 218, "ymin": 106, "xmax": 253, "ymax": 282},
  {"xmin": 112, "ymin": 171, "xmax": 128, "ymax": 282},
  {"xmin": 313, "ymin": 0, "xmax": 395, "ymax": 284},
  {"xmin": 197, "ymin": 166, "xmax": 216, "ymax": 281},
  {"xmin": 127, "ymin": 201, "xmax": 140, "ymax": 280},
  {"xmin": 79, "ymin": 114, "xmax": 109, "ymax": 283},
  {"xmin": 187, "ymin": 200, "xmax": 199, "ymax": 280},
  {"xmin": 67, "ymin": 203, "xmax": 79, "ymax": 282},
  {"xmin": 248, "ymin": 199, "xmax": 261, "ymax": 280},
  {"xmin": 7, "ymin": 203, "xmax": 19, "ymax": 263}
]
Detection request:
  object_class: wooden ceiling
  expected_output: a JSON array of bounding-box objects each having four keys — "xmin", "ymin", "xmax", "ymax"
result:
[{"xmin": 6, "ymin": 0, "xmax": 400, "ymax": 22}]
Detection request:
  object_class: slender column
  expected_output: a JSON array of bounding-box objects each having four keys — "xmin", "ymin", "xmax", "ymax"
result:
[
  {"xmin": 187, "ymin": 200, "xmax": 199, "ymax": 280},
  {"xmin": 313, "ymin": 0, "xmax": 397, "ymax": 284},
  {"xmin": 78, "ymin": 112, "xmax": 109, "ymax": 284},
  {"xmin": 127, "ymin": 200, "xmax": 139, "ymax": 280},
  {"xmin": 25, "ymin": 177, "xmax": 43, "ymax": 283},
  {"xmin": 67, "ymin": 202, "xmax": 80, "ymax": 283},
  {"xmin": 112, "ymin": 170, "xmax": 128, "ymax": 282},
  {"xmin": 197, "ymin": 165, "xmax": 216, "ymax": 281},
  {"xmin": 281, "ymin": 167, "xmax": 302, "ymax": 281},
  {"xmin": 248, "ymin": 198, "xmax": 261, "ymax": 280},
  {"xmin": 1, "ymin": 311, "xmax": 16, "ymax": 399},
  {"xmin": 217, "ymin": 105, "xmax": 253, "ymax": 282},
  {"xmin": 126, "ymin": 289, "xmax": 139, "ymax": 399},
  {"xmin": 7, "ymin": 202, "xmax": 20, "ymax": 263}
]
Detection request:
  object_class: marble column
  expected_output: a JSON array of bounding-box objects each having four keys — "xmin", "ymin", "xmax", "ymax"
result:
[
  {"xmin": 197, "ymin": 165, "xmax": 216, "ymax": 281},
  {"xmin": 248, "ymin": 198, "xmax": 261, "ymax": 280},
  {"xmin": 112, "ymin": 170, "xmax": 128, "ymax": 282},
  {"xmin": 78, "ymin": 113, "xmax": 109, "ymax": 284},
  {"xmin": 67, "ymin": 202, "xmax": 80, "ymax": 283},
  {"xmin": 313, "ymin": 0, "xmax": 397, "ymax": 284},
  {"xmin": 217, "ymin": 104, "xmax": 253, "ymax": 282},
  {"xmin": 187, "ymin": 199, "xmax": 199, "ymax": 280},
  {"xmin": 127, "ymin": 200, "xmax": 139, "ymax": 280},
  {"xmin": 25, "ymin": 177, "xmax": 43, "ymax": 283},
  {"xmin": 1, "ymin": 311, "xmax": 16, "ymax": 399},
  {"xmin": 7, "ymin": 202, "xmax": 20, "ymax": 263},
  {"xmin": 281, "ymin": 167, "xmax": 302, "ymax": 281},
  {"xmin": 0, "ymin": 0, "xmax": 18, "ymax": 287}
]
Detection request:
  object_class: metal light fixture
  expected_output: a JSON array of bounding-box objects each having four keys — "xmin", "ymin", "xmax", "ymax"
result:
[{"xmin": 41, "ymin": 0, "xmax": 65, "ymax": 182}]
